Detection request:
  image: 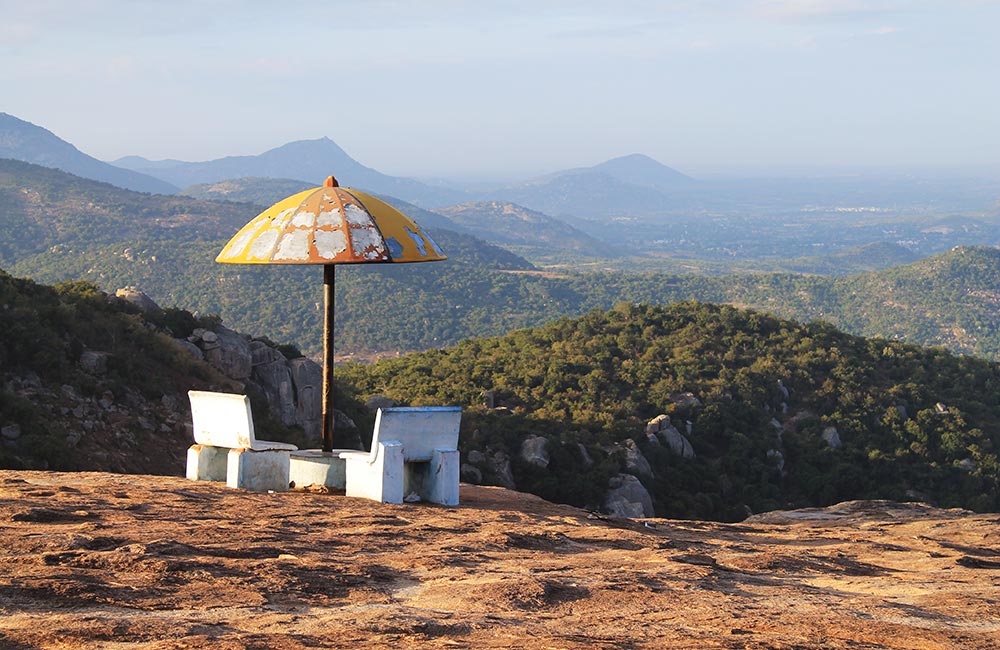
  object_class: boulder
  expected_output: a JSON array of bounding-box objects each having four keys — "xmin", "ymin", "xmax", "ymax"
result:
[
  {"xmin": 821, "ymin": 426, "xmax": 842, "ymax": 449},
  {"xmin": 767, "ymin": 449, "xmax": 785, "ymax": 474},
  {"xmin": 520, "ymin": 435, "xmax": 550, "ymax": 468},
  {"xmin": 1, "ymin": 424, "xmax": 21, "ymax": 441},
  {"xmin": 489, "ymin": 449, "xmax": 516, "ymax": 489},
  {"xmin": 646, "ymin": 414, "xmax": 670, "ymax": 435},
  {"xmin": 660, "ymin": 425, "xmax": 695, "ymax": 459},
  {"xmin": 622, "ymin": 439, "xmax": 652, "ymax": 476},
  {"xmin": 171, "ymin": 338, "xmax": 203, "ymax": 361},
  {"xmin": 248, "ymin": 341, "xmax": 295, "ymax": 426},
  {"xmin": 79, "ymin": 350, "xmax": 110, "ymax": 374},
  {"xmin": 460, "ymin": 464, "xmax": 483, "ymax": 483},
  {"xmin": 365, "ymin": 395, "xmax": 398, "ymax": 413},
  {"xmin": 604, "ymin": 474, "xmax": 654, "ymax": 518},
  {"xmin": 289, "ymin": 358, "xmax": 322, "ymax": 440},
  {"xmin": 202, "ymin": 327, "xmax": 252, "ymax": 380},
  {"xmin": 115, "ymin": 287, "xmax": 162, "ymax": 317},
  {"xmin": 467, "ymin": 449, "xmax": 487, "ymax": 465},
  {"xmin": 669, "ymin": 392, "xmax": 702, "ymax": 410},
  {"xmin": 577, "ymin": 443, "xmax": 594, "ymax": 468}
]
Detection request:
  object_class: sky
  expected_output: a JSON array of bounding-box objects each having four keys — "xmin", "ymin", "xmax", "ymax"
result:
[{"xmin": 2, "ymin": 0, "xmax": 999, "ymax": 179}]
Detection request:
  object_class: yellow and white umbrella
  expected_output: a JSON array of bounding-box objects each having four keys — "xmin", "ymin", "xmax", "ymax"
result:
[{"xmin": 217, "ymin": 176, "xmax": 447, "ymax": 451}]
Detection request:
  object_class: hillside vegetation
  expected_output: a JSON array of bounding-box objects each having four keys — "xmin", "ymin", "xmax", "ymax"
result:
[
  {"xmin": 7, "ymin": 160, "xmax": 1000, "ymax": 362},
  {"xmin": 341, "ymin": 302, "xmax": 1000, "ymax": 521}
]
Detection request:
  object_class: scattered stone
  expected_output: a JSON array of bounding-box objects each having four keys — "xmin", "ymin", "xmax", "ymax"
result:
[{"xmin": 577, "ymin": 443, "xmax": 594, "ymax": 468}]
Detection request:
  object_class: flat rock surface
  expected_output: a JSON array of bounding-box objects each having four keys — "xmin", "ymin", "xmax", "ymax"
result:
[{"xmin": 1, "ymin": 471, "xmax": 999, "ymax": 648}]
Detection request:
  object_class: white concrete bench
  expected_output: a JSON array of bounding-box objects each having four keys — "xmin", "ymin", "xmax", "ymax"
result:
[
  {"xmin": 186, "ymin": 390, "xmax": 297, "ymax": 492},
  {"xmin": 339, "ymin": 406, "xmax": 462, "ymax": 505}
]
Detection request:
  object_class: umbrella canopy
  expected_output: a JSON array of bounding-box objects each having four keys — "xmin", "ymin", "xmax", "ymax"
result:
[
  {"xmin": 216, "ymin": 176, "xmax": 447, "ymax": 452},
  {"xmin": 216, "ymin": 176, "xmax": 445, "ymax": 265}
]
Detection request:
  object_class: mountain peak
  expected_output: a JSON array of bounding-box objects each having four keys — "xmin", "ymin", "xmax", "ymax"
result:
[
  {"xmin": 0, "ymin": 112, "xmax": 179, "ymax": 194},
  {"xmin": 591, "ymin": 153, "xmax": 694, "ymax": 187}
]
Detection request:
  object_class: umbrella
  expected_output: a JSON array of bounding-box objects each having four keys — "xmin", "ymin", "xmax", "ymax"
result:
[{"xmin": 216, "ymin": 176, "xmax": 447, "ymax": 451}]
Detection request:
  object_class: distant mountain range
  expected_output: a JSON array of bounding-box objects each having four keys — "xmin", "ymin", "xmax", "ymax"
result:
[
  {"xmin": 114, "ymin": 137, "xmax": 468, "ymax": 208},
  {"xmin": 0, "ymin": 113, "xmax": 178, "ymax": 194}
]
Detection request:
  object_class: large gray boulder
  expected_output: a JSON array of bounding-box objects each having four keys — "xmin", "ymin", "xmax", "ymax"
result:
[
  {"xmin": 622, "ymin": 439, "xmax": 652, "ymax": 476},
  {"xmin": 115, "ymin": 287, "xmax": 162, "ymax": 318},
  {"xmin": 520, "ymin": 435, "xmax": 550, "ymax": 468},
  {"xmin": 289, "ymin": 357, "xmax": 322, "ymax": 440},
  {"xmin": 604, "ymin": 474, "xmax": 654, "ymax": 518},
  {"xmin": 249, "ymin": 342, "xmax": 296, "ymax": 427},
  {"xmin": 202, "ymin": 326, "xmax": 252, "ymax": 380},
  {"xmin": 821, "ymin": 426, "xmax": 842, "ymax": 449},
  {"xmin": 489, "ymin": 449, "xmax": 516, "ymax": 489},
  {"xmin": 647, "ymin": 415, "xmax": 695, "ymax": 459}
]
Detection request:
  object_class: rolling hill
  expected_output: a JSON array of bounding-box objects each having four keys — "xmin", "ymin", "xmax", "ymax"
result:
[
  {"xmin": 435, "ymin": 201, "xmax": 611, "ymax": 261},
  {"xmin": 8, "ymin": 161, "xmax": 1000, "ymax": 362},
  {"xmin": 0, "ymin": 113, "xmax": 178, "ymax": 194}
]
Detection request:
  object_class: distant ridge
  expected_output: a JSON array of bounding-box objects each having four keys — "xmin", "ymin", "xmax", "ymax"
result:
[
  {"xmin": 436, "ymin": 200, "xmax": 610, "ymax": 258},
  {"xmin": 0, "ymin": 112, "xmax": 179, "ymax": 194},
  {"xmin": 116, "ymin": 137, "xmax": 468, "ymax": 208},
  {"xmin": 488, "ymin": 154, "xmax": 697, "ymax": 217}
]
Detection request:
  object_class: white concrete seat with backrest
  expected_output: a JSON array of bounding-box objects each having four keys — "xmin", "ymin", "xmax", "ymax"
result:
[
  {"xmin": 186, "ymin": 390, "xmax": 297, "ymax": 492},
  {"xmin": 339, "ymin": 406, "xmax": 462, "ymax": 505}
]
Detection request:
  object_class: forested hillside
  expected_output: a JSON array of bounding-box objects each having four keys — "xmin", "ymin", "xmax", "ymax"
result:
[
  {"xmin": 341, "ymin": 302, "xmax": 1000, "ymax": 520},
  {"xmin": 7, "ymin": 159, "xmax": 1000, "ymax": 362}
]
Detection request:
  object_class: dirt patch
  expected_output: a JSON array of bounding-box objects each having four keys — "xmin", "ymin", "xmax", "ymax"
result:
[{"xmin": 1, "ymin": 471, "xmax": 999, "ymax": 648}]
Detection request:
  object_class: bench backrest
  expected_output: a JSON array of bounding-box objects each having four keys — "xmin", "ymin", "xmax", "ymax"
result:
[
  {"xmin": 373, "ymin": 406, "xmax": 462, "ymax": 461},
  {"xmin": 189, "ymin": 390, "xmax": 256, "ymax": 449}
]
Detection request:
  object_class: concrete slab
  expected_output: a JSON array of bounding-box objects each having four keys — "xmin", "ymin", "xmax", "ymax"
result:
[{"xmin": 289, "ymin": 449, "xmax": 351, "ymax": 489}]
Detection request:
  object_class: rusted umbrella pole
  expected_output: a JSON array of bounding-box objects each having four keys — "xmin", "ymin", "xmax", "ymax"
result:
[{"xmin": 321, "ymin": 263, "xmax": 336, "ymax": 452}]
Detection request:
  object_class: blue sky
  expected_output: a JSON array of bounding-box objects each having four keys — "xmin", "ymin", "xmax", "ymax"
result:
[{"xmin": 2, "ymin": 0, "xmax": 999, "ymax": 178}]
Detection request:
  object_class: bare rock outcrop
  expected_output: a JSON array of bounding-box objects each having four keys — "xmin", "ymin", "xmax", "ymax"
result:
[
  {"xmin": 603, "ymin": 473, "xmax": 654, "ymax": 518},
  {"xmin": 622, "ymin": 439, "xmax": 652, "ymax": 476},
  {"xmin": 520, "ymin": 435, "xmax": 550, "ymax": 468},
  {"xmin": 647, "ymin": 415, "xmax": 695, "ymax": 458}
]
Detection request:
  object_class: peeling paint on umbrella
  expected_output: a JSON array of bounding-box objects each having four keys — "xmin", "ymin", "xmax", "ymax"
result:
[
  {"xmin": 216, "ymin": 176, "xmax": 447, "ymax": 452},
  {"xmin": 216, "ymin": 177, "xmax": 445, "ymax": 265}
]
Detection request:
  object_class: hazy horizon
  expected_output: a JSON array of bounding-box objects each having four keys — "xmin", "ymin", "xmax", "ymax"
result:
[{"xmin": 3, "ymin": 1, "xmax": 999, "ymax": 178}]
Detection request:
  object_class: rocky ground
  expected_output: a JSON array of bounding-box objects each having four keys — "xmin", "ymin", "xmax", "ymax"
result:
[{"xmin": 1, "ymin": 471, "xmax": 999, "ymax": 649}]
